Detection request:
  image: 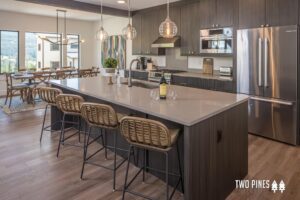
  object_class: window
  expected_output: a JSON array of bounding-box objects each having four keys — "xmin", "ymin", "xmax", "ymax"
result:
[
  {"xmin": 50, "ymin": 61, "xmax": 60, "ymax": 69},
  {"xmin": 25, "ymin": 32, "xmax": 61, "ymax": 71},
  {"xmin": 0, "ymin": 31, "xmax": 19, "ymax": 73},
  {"xmin": 67, "ymin": 34, "xmax": 80, "ymax": 68},
  {"xmin": 50, "ymin": 43, "xmax": 59, "ymax": 51}
]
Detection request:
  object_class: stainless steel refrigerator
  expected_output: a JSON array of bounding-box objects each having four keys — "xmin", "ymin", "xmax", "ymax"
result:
[{"xmin": 237, "ymin": 25, "xmax": 298, "ymax": 145}]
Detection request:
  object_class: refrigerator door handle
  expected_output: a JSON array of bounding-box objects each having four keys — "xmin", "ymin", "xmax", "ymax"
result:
[
  {"xmin": 250, "ymin": 96, "xmax": 293, "ymax": 106},
  {"xmin": 258, "ymin": 38, "xmax": 263, "ymax": 87},
  {"xmin": 264, "ymin": 38, "xmax": 269, "ymax": 87}
]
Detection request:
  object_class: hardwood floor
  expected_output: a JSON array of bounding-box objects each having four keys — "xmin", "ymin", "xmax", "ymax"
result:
[{"xmin": 0, "ymin": 109, "xmax": 299, "ymax": 200}]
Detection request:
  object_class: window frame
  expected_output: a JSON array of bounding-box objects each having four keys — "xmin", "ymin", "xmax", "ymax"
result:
[
  {"xmin": 0, "ymin": 30, "xmax": 20, "ymax": 74},
  {"xmin": 67, "ymin": 34, "xmax": 80, "ymax": 69}
]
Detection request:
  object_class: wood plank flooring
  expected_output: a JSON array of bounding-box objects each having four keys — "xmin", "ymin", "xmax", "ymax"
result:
[{"xmin": 0, "ymin": 109, "xmax": 299, "ymax": 200}]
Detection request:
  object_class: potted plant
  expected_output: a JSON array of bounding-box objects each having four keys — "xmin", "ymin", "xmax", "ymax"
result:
[{"xmin": 103, "ymin": 58, "xmax": 118, "ymax": 74}]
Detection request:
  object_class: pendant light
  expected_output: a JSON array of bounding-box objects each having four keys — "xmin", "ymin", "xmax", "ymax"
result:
[
  {"xmin": 96, "ymin": 0, "xmax": 108, "ymax": 41},
  {"xmin": 39, "ymin": 10, "xmax": 84, "ymax": 45},
  {"xmin": 122, "ymin": 0, "xmax": 137, "ymax": 40},
  {"xmin": 159, "ymin": 0, "xmax": 178, "ymax": 38}
]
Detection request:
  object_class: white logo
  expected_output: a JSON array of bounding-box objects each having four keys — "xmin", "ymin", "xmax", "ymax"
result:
[
  {"xmin": 271, "ymin": 180, "xmax": 278, "ymax": 193},
  {"xmin": 235, "ymin": 179, "xmax": 286, "ymax": 194},
  {"xmin": 279, "ymin": 180, "xmax": 286, "ymax": 193}
]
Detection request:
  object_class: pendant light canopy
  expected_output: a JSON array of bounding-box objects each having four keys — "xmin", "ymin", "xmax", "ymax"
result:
[
  {"xmin": 122, "ymin": 0, "xmax": 137, "ymax": 40},
  {"xmin": 159, "ymin": 0, "xmax": 178, "ymax": 38},
  {"xmin": 96, "ymin": 0, "xmax": 108, "ymax": 41}
]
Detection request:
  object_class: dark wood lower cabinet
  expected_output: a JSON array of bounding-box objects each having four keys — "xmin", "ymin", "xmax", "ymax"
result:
[
  {"xmin": 184, "ymin": 102, "xmax": 248, "ymax": 199},
  {"xmin": 214, "ymin": 80, "xmax": 234, "ymax": 93},
  {"xmin": 172, "ymin": 75, "xmax": 234, "ymax": 93}
]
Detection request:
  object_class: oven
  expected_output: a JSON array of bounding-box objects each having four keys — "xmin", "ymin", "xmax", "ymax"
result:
[{"xmin": 200, "ymin": 27, "xmax": 233, "ymax": 54}]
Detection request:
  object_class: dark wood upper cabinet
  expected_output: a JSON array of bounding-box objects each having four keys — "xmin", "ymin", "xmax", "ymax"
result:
[
  {"xmin": 239, "ymin": 0, "xmax": 298, "ymax": 29},
  {"xmin": 266, "ymin": 0, "xmax": 298, "ymax": 26},
  {"xmin": 216, "ymin": 0, "xmax": 234, "ymax": 27},
  {"xmin": 140, "ymin": 10, "xmax": 165, "ymax": 55},
  {"xmin": 132, "ymin": 13, "xmax": 142, "ymax": 55},
  {"xmin": 198, "ymin": 0, "xmax": 234, "ymax": 28},
  {"xmin": 199, "ymin": 0, "xmax": 216, "ymax": 29},
  {"xmin": 181, "ymin": 2, "xmax": 200, "ymax": 55},
  {"xmin": 238, "ymin": 0, "xmax": 266, "ymax": 29}
]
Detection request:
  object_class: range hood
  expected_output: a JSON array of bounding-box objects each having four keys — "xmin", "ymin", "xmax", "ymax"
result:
[{"xmin": 151, "ymin": 36, "xmax": 181, "ymax": 48}]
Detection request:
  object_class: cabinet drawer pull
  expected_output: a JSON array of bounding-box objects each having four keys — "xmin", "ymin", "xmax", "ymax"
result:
[{"xmin": 217, "ymin": 130, "xmax": 222, "ymax": 143}]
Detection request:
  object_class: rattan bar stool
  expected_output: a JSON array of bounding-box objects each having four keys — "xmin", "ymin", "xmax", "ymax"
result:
[
  {"xmin": 56, "ymin": 94, "xmax": 85, "ymax": 157},
  {"xmin": 38, "ymin": 87, "xmax": 63, "ymax": 142},
  {"xmin": 120, "ymin": 116, "xmax": 184, "ymax": 200},
  {"xmin": 80, "ymin": 102, "xmax": 129, "ymax": 191}
]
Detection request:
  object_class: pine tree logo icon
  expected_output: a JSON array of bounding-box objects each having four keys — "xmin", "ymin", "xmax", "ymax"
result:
[
  {"xmin": 271, "ymin": 180, "xmax": 278, "ymax": 193},
  {"xmin": 279, "ymin": 180, "xmax": 286, "ymax": 193}
]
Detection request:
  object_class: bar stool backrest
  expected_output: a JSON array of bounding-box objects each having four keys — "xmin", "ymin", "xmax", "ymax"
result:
[
  {"xmin": 56, "ymin": 94, "xmax": 84, "ymax": 115},
  {"xmin": 120, "ymin": 116, "xmax": 172, "ymax": 149},
  {"xmin": 38, "ymin": 87, "xmax": 62, "ymax": 105},
  {"xmin": 5, "ymin": 73, "xmax": 13, "ymax": 89},
  {"xmin": 81, "ymin": 103, "xmax": 118, "ymax": 129}
]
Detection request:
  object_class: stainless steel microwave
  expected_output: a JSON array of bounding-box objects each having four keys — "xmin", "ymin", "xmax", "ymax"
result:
[{"xmin": 200, "ymin": 27, "xmax": 233, "ymax": 54}]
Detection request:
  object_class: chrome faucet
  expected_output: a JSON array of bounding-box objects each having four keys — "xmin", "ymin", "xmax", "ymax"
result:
[{"xmin": 128, "ymin": 59, "xmax": 141, "ymax": 87}]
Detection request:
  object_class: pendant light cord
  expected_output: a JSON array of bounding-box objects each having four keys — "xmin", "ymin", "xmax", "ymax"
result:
[
  {"xmin": 100, "ymin": 0, "xmax": 103, "ymax": 26},
  {"xmin": 167, "ymin": 0, "xmax": 170, "ymax": 18},
  {"xmin": 128, "ymin": 0, "xmax": 131, "ymax": 24}
]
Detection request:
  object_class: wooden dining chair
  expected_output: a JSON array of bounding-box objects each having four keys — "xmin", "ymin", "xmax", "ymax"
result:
[{"xmin": 4, "ymin": 73, "xmax": 29, "ymax": 108}]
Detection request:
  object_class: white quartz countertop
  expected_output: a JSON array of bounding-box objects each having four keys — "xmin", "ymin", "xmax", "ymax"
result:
[{"xmin": 50, "ymin": 77, "xmax": 248, "ymax": 126}]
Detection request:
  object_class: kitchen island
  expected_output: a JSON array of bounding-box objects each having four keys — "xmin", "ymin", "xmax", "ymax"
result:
[{"xmin": 50, "ymin": 77, "xmax": 248, "ymax": 200}]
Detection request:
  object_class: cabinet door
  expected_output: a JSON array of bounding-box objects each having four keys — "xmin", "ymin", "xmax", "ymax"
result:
[
  {"xmin": 266, "ymin": 0, "xmax": 298, "ymax": 26},
  {"xmin": 170, "ymin": 5, "xmax": 181, "ymax": 36},
  {"xmin": 214, "ymin": 80, "xmax": 233, "ymax": 93},
  {"xmin": 180, "ymin": 2, "xmax": 200, "ymax": 55},
  {"xmin": 199, "ymin": 0, "xmax": 216, "ymax": 29},
  {"xmin": 216, "ymin": 0, "xmax": 234, "ymax": 27},
  {"xmin": 141, "ymin": 11, "xmax": 152, "ymax": 55},
  {"xmin": 172, "ymin": 76, "xmax": 188, "ymax": 86},
  {"xmin": 132, "ymin": 13, "xmax": 142, "ymax": 55},
  {"xmin": 238, "ymin": 0, "xmax": 266, "ymax": 29}
]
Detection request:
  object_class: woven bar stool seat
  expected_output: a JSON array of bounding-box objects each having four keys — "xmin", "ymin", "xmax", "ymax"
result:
[
  {"xmin": 80, "ymin": 102, "xmax": 129, "ymax": 191},
  {"xmin": 38, "ymin": 87, "xmax": 63, "ymax": 142},
  {"xmin": 56, "ymin": 94, "xmax": 85, "ymax": 157},
  {"xmin": 120, "ymin": 116, "xmax": 184, "ymax": 200}
]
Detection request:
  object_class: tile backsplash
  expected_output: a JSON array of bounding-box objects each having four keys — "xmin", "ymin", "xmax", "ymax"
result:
[
  {"xmin": 137, "ymin": 51, "xmax": 233, "ymax": 71},
  {"xmin": 188, "ymin": 56, "xmax": 233, "ymax": 70}
]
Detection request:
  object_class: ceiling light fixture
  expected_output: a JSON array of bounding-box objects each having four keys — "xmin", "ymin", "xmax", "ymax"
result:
[
  {"xmin": 117, "ymin": 0, "xmax": 126, "ymax": 4},
  {"xmin": 39, "ymin": 10, "xmax": 84, "ymax": 45},
  {"xmin": 122, "ymin": 0, "xmax": 137, "ymax": 40},
  {"xmin": 159, "ymin": 0, "xmax": 178, "ymax": 38},
  {"xmin": 96, "ymin": 0, "xmax": 108, "ymax": 41}
]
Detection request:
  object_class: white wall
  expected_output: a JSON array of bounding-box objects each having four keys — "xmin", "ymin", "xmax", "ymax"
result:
[
  {"xmin": 93, "ymin": 16, "xmax": 136, "ymax": 69},
  {"xmin": 0, "ymin": 10, "xmax": 95, "ymax": 69}
]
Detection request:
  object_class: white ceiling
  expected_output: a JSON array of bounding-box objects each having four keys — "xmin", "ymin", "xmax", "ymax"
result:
[
  {"xmin": 0, "ymin": 0, "xmax": 111, "ymax": 21},
  {"xmin": 75, "ymin": 0, "xmax": 181, "ymax": 11}
]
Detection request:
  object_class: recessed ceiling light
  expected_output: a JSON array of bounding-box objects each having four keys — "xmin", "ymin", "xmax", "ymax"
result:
[{"xmin": 117, "ymin": 0, "xmax": 126, "ymax": 4}]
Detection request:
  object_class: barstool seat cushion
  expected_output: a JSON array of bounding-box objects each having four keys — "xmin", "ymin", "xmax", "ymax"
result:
[{"xmin": 169, "ymin": 129, "xmax": 180, "ymax": 146}]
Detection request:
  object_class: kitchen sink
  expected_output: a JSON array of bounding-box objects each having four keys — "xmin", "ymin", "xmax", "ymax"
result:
[{"xmin": 121, "ymin": 81, "xmax": 158, "ymax": 89}]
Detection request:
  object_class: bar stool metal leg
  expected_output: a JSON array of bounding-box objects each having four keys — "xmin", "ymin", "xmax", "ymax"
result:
[
  {"xmin": 176, "ymin": 142, "xmax": 184, "ymax": 193},
  {"xmin": 40, "ymin": 104, "xmax": 48, "ymax": 142},
  {"xmin": 57, "ymin": 113, "xmax": 66, "ymax": 158},
  {"xmin": 113, "ymin": 131, "xmax": 117, "ymax": 191},
  {"xmin": 81, "ymin": 126, "xmax": 92, "ymax": 179},
  {"xmin": 122, "ymin": 145, "xmax": 133, "ymax": 200},
  {"xmin": 165, "ymin": 152, "xmax": 169, "ymax": 200}
]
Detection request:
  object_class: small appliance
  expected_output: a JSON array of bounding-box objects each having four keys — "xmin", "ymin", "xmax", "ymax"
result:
[{"xmin": 219, "ymin": 66, "xmax": 232, "ymax": 77}]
